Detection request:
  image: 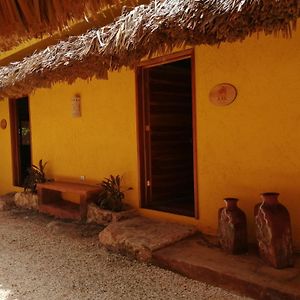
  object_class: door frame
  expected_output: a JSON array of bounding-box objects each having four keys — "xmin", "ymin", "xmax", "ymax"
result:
[
  {"xmin": 135, "ymin": 49, "xmax": 199, "ymax": 218},
  {"xmin": 9, "ymin": 97, "xmax": 32, "ymax": 187}
]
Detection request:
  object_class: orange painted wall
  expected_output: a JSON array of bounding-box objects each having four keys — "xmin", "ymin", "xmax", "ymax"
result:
[
  {"xmin": 0, "ymin": 100, "xmax": 16, "ymax": 193},
  {"xmin": 0, "ymin": 29, "xmax": 300, "ymax": 250},
  {"xmin": 194, "ymin": 31, "xmax": 300, "ymax": 250},
  {"xmin": 30, "ymin": 72, "xmax": 140, "ymax": 207}
]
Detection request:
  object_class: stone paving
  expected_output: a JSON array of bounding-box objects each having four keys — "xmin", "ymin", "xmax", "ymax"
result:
[{"xmin": 99, "ymin": 216, "xmax": 197, "ymax": 262}]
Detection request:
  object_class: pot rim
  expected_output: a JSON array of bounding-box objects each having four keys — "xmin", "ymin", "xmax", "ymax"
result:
[
  {"xmin": 260, "ymin": 192, "xmax": 280, "ymax": 197},
  {"xmin": 224, "ymin": 198, "xmax": 239, "ymax": 202}
]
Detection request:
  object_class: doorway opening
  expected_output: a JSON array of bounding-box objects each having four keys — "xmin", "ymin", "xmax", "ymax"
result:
[
  {"xmin": 9, "ymin": 96, "xmax": 32, "ymax": 187},
  {"xmin": 137, "ymin": 50, "xmax": 197, "ymax": 217}
]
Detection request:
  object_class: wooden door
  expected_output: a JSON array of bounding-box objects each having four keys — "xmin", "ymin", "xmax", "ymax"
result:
[
  {"xmin": 137, "ymin": 50, "xmax": 197, "ymax": 217},
  {"xmin": 9, "ymin": 97, "xmax": 32, "ymax": 186}
]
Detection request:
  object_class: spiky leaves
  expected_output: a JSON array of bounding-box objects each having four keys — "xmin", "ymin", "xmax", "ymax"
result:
[
  {"xmin": 97, "ymin": 175, "xmax": 132, "ymax": 212},
  {"xmin": 23, "ymin": 159, "xmax": 48, "ymax": 193}
]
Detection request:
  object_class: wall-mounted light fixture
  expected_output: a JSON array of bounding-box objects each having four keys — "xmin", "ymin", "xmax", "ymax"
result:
[{"xmin": 72, "ymin": 93, "xmax": 81, "ymax": 117}]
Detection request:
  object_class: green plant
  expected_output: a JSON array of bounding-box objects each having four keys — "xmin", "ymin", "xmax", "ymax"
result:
[
  {"xmin": 96, "ymin": 175, "xmax": 132, "ymax": 212},
  {"xmin": 24, "ymin": 159, "xmax": 48, "ymax": 193}
]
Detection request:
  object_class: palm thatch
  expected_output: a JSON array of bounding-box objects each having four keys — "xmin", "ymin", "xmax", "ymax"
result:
[
  {"xmin": 0, "ymin": 0, "xmax": 299, "ymax": 99},
  {"xmin": 0, "ymin": 0, "xmax": 141, "ymax": 51}
]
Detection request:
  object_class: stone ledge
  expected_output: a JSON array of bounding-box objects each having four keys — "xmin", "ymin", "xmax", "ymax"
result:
[
  {"xmin": 87, "ymin": 203, "xmax": 138, "ymax": 225},
  {"xmin": 0, "ymin": 193, "xmax": 16, "ymax": 211},
  {"xmin": 14, "ymin": 192, "xmax": 38, "ymax": 210},
  {"xmin": 152, "ymin": 234, "xmax": 300, "ymax": 300},
  {"xmin": 99, "ymin": 216, "xmax": 197, "ymax": 262}
]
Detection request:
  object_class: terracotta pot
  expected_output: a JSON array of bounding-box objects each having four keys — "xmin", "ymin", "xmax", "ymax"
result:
[
  {"xmin": 254, "ymin": 192, "xmax": 294, "ymax": 269},
  {"xmin": 218, "ymin": 198, "xmax": 248, "ymax": 254}
]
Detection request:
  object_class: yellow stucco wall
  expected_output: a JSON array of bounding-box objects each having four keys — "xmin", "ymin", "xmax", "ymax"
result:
[
  {"xmin": 30, "ymin": 72, "xmax": 140, "ymax": 207},
  {"xmin": 0, "ymin": 100, "xmax": 15, "ymax": 193},
  {"xmin": 0, "ymin": 29, "xmax": 300, "ymax": 250},
  {"xmin": 195, "ymin": 31, "xmax": 300, "ymax": 250}
]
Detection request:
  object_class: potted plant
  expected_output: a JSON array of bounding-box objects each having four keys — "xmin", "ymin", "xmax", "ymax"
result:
[
  {"xmin": 96, "ymin": 175, "xmax": 132, "ymax": 212},
  {"xmin": 87, "ymin": 175, "xmax": 136, "ymax": 225},
  {"xmin": 14, "ymin": 159, "xmax": 49, "ymax": 210},
  {"xmin": 23, "ymin": 159, "xmax": 48, "ymax": 193}
]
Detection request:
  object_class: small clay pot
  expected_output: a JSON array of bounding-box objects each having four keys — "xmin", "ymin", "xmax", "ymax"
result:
[
  {"xmin": 218, "ymin": 198, "xmax": 248, "ymax": 254},
  {"xmin": 254, "ymin": 192, "xmax": 294, "ymax": 269}
]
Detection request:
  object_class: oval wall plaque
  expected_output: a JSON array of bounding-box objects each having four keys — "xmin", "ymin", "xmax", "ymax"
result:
[
  {"xmin": 209, "ymin": 83, "xmax": 237, "ymax": 106},
  {"xmin": 0, "ymin": 119, "xmax": 7, "ymax": 129}
]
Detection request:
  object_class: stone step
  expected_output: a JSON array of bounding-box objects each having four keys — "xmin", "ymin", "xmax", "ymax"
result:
[
  {"xmin": 152, "ymin": 234, "xmax": 300, "ymax": 300},
  {"xmin": 99, "ymin": 216, "xmax": 197, "ymax": 262}
]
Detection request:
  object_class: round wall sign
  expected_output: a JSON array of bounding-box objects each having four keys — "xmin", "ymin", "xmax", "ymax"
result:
[
  {"xmin": 0, "ymin": 119, "xmax": 7, "ymax": 129},
  {"xmin": 209, "ymin": 83, "xmax": 237, "ymax": 106}
]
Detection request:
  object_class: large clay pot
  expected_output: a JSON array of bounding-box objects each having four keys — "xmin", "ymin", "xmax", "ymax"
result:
[
  {"xmin": 218, "ymin": 198, "xmax": 248, "ymax": 254},
  {"xmin": 254, "ymin": 192, "xmax": 294, "ymax": 269}
]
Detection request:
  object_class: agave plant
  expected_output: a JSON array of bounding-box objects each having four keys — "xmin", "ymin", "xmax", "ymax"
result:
[
  {"xmin": 97, "ymin": 175, "xmax": 132, "ymax": 212},
  {"xmin": 24, "ymin": 159, "xmax": 48, "ymax": 193}
]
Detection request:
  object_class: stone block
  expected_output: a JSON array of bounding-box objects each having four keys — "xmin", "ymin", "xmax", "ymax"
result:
[
  {"xmin": 99, "ymin": 216, "xmax": 197, "ymax": 262},
  {"xmin": 14, "ymin": 192, "xmax": 39, "ymax": 210},
  {"xmin": 0, "ymin": 193, "xmax": 16, "ymax": 211},
  {"xmin": 87, "ymin": 203, "xmax": 138, "ymax": 225}
]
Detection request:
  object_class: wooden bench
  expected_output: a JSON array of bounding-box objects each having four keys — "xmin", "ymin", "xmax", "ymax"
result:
[{"xmin": 37, "ymin": 181, "xmax": 101, "ymax": 221}]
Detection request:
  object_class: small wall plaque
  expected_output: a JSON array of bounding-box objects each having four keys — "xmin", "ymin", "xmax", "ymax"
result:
[
  {"xmin": 209, "ymin": 83, "xmax": 237, "ymax": 106},
  {"xmin": 72, "ymin": 93, "xmax": 81, "ymax": 117},
  {"xmin": 0, "ymin": 119, "xmax": 7, "ymax": 129}
]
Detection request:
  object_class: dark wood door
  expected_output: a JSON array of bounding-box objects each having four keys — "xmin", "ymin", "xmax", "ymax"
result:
[
  {"xmin": 9, "ymin": 97, "xmax": 32, "ymax": 186},
  {"xmin": 138, "ymin": 53, "xmax": 196, "ymax": 217}
]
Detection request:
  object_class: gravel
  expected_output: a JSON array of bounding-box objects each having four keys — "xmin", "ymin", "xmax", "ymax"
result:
[{"xmin": 0, "ymin": 209, "xmax": 252, "ymax": 300}]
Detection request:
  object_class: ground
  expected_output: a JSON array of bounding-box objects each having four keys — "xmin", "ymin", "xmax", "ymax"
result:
[{"xmin": 0, "ymin": 209, "xmax": 251, "ymax": 300}]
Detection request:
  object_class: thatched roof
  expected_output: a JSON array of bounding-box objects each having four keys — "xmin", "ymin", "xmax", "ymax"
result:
[
  {"xmin": 0, "ymin": 0, "xmax": 141, "ymax": 51},
  {"xmin": 0, "ymin": 0, "xmax": 299, "ymax": 99}
]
